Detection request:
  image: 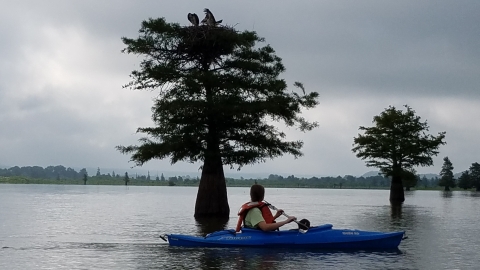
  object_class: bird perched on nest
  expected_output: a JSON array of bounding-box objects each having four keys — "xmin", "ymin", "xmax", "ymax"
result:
[
  {"xmin": 201, "ymin": 8, "xmax": 222, "ymax": 26},
  {"xmin": 187, "ymin": 13, "xmax": 199, "ymax": 26}
]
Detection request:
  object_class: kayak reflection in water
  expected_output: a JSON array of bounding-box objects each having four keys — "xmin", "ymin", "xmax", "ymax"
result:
[{"xmin": 236, "ymin": 184, "xmax": 297, "ymax": 232}]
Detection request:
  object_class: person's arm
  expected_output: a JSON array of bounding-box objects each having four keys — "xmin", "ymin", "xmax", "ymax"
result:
[{"xmin": 257, "ymin": 216, "xmax": 296, "ymax": 231}]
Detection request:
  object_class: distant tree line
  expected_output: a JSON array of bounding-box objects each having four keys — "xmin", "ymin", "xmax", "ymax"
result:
[
  {"xmin": 0, "ymin": 165, "xmax": 198, "ymax": 186},
  {"xmin": 0, "ymin": 165, "xmax": 428, "ymax": 189},
  {"xmin": 244, "ymin": 174, "xmax": 433, "ymax": 189},
  {"xmin": 0, "ymin": 165, "xmax": 88, "ymax": 180},
  {"xmin": 1, "ymin": 164, "xmax": 478, "ymax": 190}
]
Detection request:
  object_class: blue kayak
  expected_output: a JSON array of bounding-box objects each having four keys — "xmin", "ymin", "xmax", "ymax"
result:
[{"xmin": 165, "ymin": 224, "xmax": 406, "ymax": 249}]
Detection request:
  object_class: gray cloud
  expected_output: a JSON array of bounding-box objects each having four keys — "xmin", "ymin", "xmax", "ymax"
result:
[{"xmin": 1, "ymin": 1, "xmax": 479, "ymax": 177}]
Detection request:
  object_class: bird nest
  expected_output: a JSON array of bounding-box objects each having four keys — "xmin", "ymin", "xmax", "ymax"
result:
[{"xmin": 177, "ymin": 25, "xmax": 239, "ymax": 59}]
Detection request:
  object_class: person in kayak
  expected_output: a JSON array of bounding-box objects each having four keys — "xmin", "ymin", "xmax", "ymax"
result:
[{"xmin": 236, "ymin": 184, "xmax": 296, "ymax": 232}]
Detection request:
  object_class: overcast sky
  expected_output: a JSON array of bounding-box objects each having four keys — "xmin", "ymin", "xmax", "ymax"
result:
[{"xmin": 1, "ymin": 0, "xmax": 479, "ymax": 178}]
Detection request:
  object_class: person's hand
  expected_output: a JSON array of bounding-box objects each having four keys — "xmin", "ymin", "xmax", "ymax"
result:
[
  {"xmin": 273, "ymin": 209, "xmax": 284, "ymax": 219},
  {"xmin": 286, "ymin": 216, "xmax": 297, "ymax": 223}
]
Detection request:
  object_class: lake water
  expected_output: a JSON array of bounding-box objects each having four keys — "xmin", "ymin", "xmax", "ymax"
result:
[{"xmin": 0, "ymin": 184, "xmax": 478, "ymax": 269}]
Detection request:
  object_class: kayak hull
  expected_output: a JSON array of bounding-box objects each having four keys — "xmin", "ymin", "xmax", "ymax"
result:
[{"xmin": 166, "ymin": 224, "xmax": 405, "ymax": 249}]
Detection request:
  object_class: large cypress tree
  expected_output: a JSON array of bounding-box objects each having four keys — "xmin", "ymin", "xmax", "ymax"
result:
[
  {"xmin": 117, "ymin": 18, "xmax": 319, "ymax": 218},
  {"xmin": 352, "ymin": 105, "xmax": 446, "ymax": 203}
]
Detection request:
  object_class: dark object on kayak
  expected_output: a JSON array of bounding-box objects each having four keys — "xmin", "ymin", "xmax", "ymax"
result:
[
  {"xmin": 162, "ymin": 224, "xmax": 406, "ymax": 249},
  {"xmin": 298, "ymin": 219, "xmax": 310, "ymax": 230}
]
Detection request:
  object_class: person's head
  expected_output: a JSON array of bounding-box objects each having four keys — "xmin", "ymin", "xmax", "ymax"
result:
[{"xmin": 250, "ymin": 184, "xmax": 265, "ymax": 202}]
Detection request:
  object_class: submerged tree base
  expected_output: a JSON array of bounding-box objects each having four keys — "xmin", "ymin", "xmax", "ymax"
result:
[
  {"xmin": 389, "ymin": 177, "xmax": 405, "ymax": 203},
  {"xmin": 194, "ymin": 156, "xmax": 230, "ymax": 218},
  {"xmin": 390, "ymin": 202, "xmax": 403, "ymax": 219}
]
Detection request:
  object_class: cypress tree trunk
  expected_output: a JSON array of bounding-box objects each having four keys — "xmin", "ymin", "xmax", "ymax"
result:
[
  {"xmin": 389, "ymin": 174, "xmax": 405, "ymax": 203},
  {"xmin": 193, "ymin": 79, "xmax": 230, "ymax": 218},
  {"xmin": 194, "ymin": 154, "xmax": 230, "ymax": 218},
  {"xmin": 444, "ymin": 186, "xmax": 450, "ymax": 191},
  {"xmin": 476, "ymin": 186, "xmax": 480, "ymax": 192}
]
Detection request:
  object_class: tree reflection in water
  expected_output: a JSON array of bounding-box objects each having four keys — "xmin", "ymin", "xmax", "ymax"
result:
[
  {"xmin": 441, "ymin": 191, "xmax": 453, "ymax": 198},
  {"xmin": 194, "ymin": 216, "xmax": 229, "ymax": 236},
  {"xmin": 390, "ymin": 202, "xmax": 403, "ymax": 220}
]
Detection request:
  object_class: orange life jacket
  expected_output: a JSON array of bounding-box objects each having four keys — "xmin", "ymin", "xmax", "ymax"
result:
[{"xmin": 235, "ymin": 201, "xmax": 275, "ymax": 232}]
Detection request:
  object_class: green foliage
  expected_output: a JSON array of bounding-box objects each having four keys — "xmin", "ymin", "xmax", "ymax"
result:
[
  {"xmin": 117, "ymin": 18, "xmax": 319, "ymax": 169},
  {"xmin": 457, "ymin": 170, "xmax": 472, "ymax": 190},
  {"xmin": 438, "ymin": 156, "xmax": 456, "ymax": 190},
  {"xmin": 469, "ymin": 162, "xmax": 480, "ymax": 190},
  {"xmin": 352, "ymin": 105, "xmax": 446, "ymax": 177},
  {"xmin": 0, "ymin": 165, "xmax": 87, "ymax": 179},
  {"xmin": 402, "ymin": 169, "xmax": 418, "ymax": 189}
]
